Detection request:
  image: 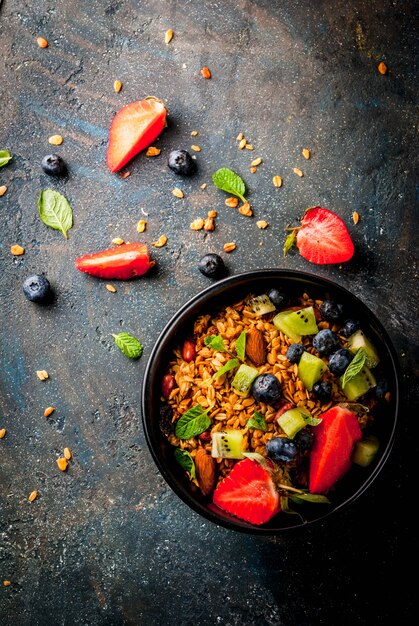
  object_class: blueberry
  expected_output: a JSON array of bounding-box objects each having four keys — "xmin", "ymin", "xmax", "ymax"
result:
[
  {"xmin": 286, "ymin": 343, "xmax": 305, "ymax": 364},
  {"xmin": 313, "ymin": 329, "xmax": 340, "ymax": 355},
  {"xmin": 268, "ymin": 288, "xmax": 287, "ymax": 308},
  {"xmin": 22, "ymin": 275, "xmax": 52, "ymax": 303},
  {"xmin": 312, "ymin": 381, "xmax": 332, "ymax": 403},
  {"xmin": 168, "ymin": 150, "xmax": 196, "ymax": 176},
  {"xmin": 294, "ymin": 429, "xmax": 314, "ymax": 451},
  {"xmin": 341, "ymin": 319, "xmax": 361, "ymax": 338},
  {"xmin": 328, "ymin": 348, "xmax": 352, "ymax": 376},
  {"xmin": 375, "ymin": 378, "xmax": 389, "ymax": 399},
  {"xmin": 41, "ymin": 154, "xmax": 67, "ymax": 176},
  {"xmin": 319, "ymin": 300, "xmax": 343, "ymax": 322},
  {"xmin": 251, "ymin": 374, "xmax": 282, "ymax": 405},
  {"xmin": 266, "ymin": 437, "xmax": 298, "ymax": 463},
  {"xmin": 198, "ymin": 253, "xmax": 227, "ymax": 279}
]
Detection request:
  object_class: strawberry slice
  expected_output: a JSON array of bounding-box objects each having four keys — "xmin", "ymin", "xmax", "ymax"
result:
[
  {"xmin": 296, "ymin": 207, "xmax": 354, "ymax": 264},
  {"xmin": 213, "ymin": 458, "xmax": 280, "ymax": 525},
  {"xmin": 309, "ymin": 406, "xmax": 362, "ymax": 494},
  {"xmin": 106, "ymin": 97, "xmax": 167, "ymax": 172}
]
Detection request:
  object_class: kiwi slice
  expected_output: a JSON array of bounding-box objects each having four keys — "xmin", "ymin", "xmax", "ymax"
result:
[
  {"xmin": 352, "ymin": 435, "xmax": 380, "ymax": 467},
  {"xmin": 273, "ymin": 307, "xmax": 318, "ymax": 342},
  {"xmin": 340, "ymin": 366, "xmax": 377, "ymax": 401},
  {"xmin": 277, "ymin": 408, "xmax": 307, "ymax": 438},
  {"xmin": 231, "ymin": 364, "xmax": 259, "ymax": 397},
  {"xmin": 248, "ymin": 294, "xmax": 276, "ymax": 316},
  {"xmin": 211, "ymin": 430, "xmax": 245, "ymax": 459},
  {"xmin": 347, "ymin": 330, "xmax": 380, "ymax": 368},
  {"xmin": 298, "ymin": 351, "xmax": 328, "ymax": 390}
]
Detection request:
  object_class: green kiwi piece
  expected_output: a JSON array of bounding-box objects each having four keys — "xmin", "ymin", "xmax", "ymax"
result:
[
  {"xmin": 348, "ymin": 330, "xmax": 380, "ymax": 368},
  {"xmin": 211, "ymin": 430, "xmax": 244, "ymax": 459},
  {"xmin": 353, "ymin": 435, "xmax": 380, "ymax": 467},
  {"xmin": 231, "ymin": 364, "xmax": 259, "ymax": 397},
  {"xmin": 277, "ymin": 408, "xmax": 307, "ymax": 438},
  {"xmin": 273, "ymin": 307, "xmax": 318, "ymax": 342},
  {"xmin": 298, "ymin": 351, "xmax": 328, "ymax": 390},
  {"xmin": 248, "ymin": 294, "xmax": 276, "ymax": 316},
  {"xmin": 340, "ymin": 366, "xmax": 377, "ymax": 401}
]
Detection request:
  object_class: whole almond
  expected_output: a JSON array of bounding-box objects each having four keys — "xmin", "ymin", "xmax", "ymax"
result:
[
  {"xmin": 195, "ymin": 448, "xmax": 217, "ymax": 496},
  {"xmin": 245, "ymin": 327, "xmax": 266, "ymax": 366}
]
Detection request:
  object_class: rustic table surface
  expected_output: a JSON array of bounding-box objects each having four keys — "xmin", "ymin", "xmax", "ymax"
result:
[{"xmin": 0, "ymin": 0, "xmax": 417, "ymax": 624}]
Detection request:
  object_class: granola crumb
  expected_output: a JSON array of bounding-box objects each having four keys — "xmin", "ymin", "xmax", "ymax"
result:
[
  {"xmin": 251, "ymin": 157, "xmax": 262, "ymax": 167},
  {"xmin": 165, "ymin": 29, "xmax": 174, "ymax": 44},
  {"xmin": 238, "ymin": 138, "xmax": 247, "ymax": 150},
  {"xmin": 245, "ymin": 144, "xmax": 254, "ymax": 150},
  {"xmin": 302, "ymin": 148, "xmax": 310, "ymax": 160},
  {"xmin": 37, "ymin": 37, "xmax": 48, "ymax": 48},
  {"xmin": 10, "ymin": 244, "xmax": 25, "ymax": 256},
  {"xmin": 200, "ymin": 67, "xmax": 211, "ymax": 79},
  {"xmin": 204, "ymin": 217, "xmax": 215, "ymax": 231},
  {"xmin": 190, "ymin": 218, "xmax": 204, "ymax": 231},
  {"xmin": 113, "ymin": 80, "xmax": 122, "ymax": 93},
  {"xmin": 256, "ymin": 220, "xmax": 269, "ymax": 229},
  {"xmin": 238, "ymin": 202, "xmax": 252, "ymax": 217},
  {"xmin": 0, "ymin": 428, "xmax": 6, "ymax": 439},
  {"xmin": 236, "ymin": 132, "xmax": 244, "ymax": 141},
  {"xmin": 223, "ymin": 242, "xmax": 236, "ymax": 253},
  {"xmin": 378, "ymin": 61, "xmax": 388, "ymax": 75},
  {"xmin": 272, "ymin": 175, "xmax": 283, "ymax": 188},
  {"xmin": 249, "ymin": 167, "xmax": 257, "ymax": 173},
  {"xmin": 111, "ymin": 237, "xmax": 124, "ymax": 245},
  {"xmin": 207, "ymin": 210, "xmax": 217, "ymax": 218},
  {"xmin": 191, "ymin": 145, "xmax": 201, "ymax": 152},
  {"xmin": 146, "ymin": 146, "xmax": 161, "ymax": 157},
  {"xmin": 352, "ymin": 211, "xmax": 360, "ymax": 225},
  {"xmin": 43, "ymin": 406, "xmax": 55, "ymax": 417},
  {"xmin": 3, "ymin": 581, "xmax": 11, "ymax": 587},
  {"xmin": 64, "ymin": 447, "xmax": 72, "ymax": 460},
  {"xmin": 28, "ymin": 490, "xmax": 38, "ymax": 502},
  {"xmin": 225, "ymin": 197, "xmax": 239, "ymax": 208},
  {"xmin": 191, "ymin": 131, "xmax": 198, "ymax": 136},
  {"xmin": 36, "ymin": 370, "xmax": 49, "ymax": 381},
  {"xmin": 200, "ymin": 183, "xmax": 207, "ymax": 190},
  {"xmin": 120, "ymin": 171, "xmax": 131, "ymax": 179},
  {"xmin": 152, "ymin": 235, "xmax": 168, "ymax": 248},
  {"xmin": 106, "ymin": 284, "xmax": 117, "ymax": 293},
  {"xmin": 56, "ymin": 457, "xmax": 68, "ymax": 472},
  {"xmin": 0, "ymin": 185, "xmax": 7, "ymax": 196},
  {"xmin": 172, "ymin": 187, "xmax": 184, "ymax": 198},
  {"xmin": 48, "ymin": 134, "xmax": 63, "ymax": 146},
  {"xmin": 293, "ymin": 167, "xmax": 303, "ymax": 177},
  {"xmin": 137, "ymin": 219, "xmax": 147, "ymax": 233}
]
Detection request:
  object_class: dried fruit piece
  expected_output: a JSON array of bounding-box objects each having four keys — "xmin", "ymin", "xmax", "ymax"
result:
[
  {"xmin": 272, "ymin": 175, "xmax": 282, "ymax": 188},
  {"xmin": 36, "ymin": 370, "xmax": 49, "ymax": 381},
  {"xmin": 256, "ymin": 220, "xmax": 268, "ymax": 229},
  {"xmin": 37, "ymin": 37, "xmax": 48, "ymax": 48},
  {"xmin": 64, "ymin": 447, "xmax": 72, "ymax": 460},
  {"xmin": 152, "ymin": 235, "xmax": 167, "ymax": 248},
  {"xmin": 172, "ymin": 187, "xmax": 184, "ymax": 198},
  {"xmin": 0, "ymin": 428, "xmax": 6, "ymax": 439},
  {"xmin": 56, "ymin": 457, "xmax": 68, "ymax": 471},
  {"xmin": 75, "ymin": 243, "xmax": 152, "ymax": 279},
  {"xmin": 145, "ymin": 146, "xmax": 161, "ymax": 157},
  {"xmin": 190, "ymin": 218, "xmax": 204, "ymax": 231},
  {"xmin": 111, "ymin": 237, "xmax": 124, "ymax": 245},
  {"xmin": 106, "ymin": 284, "xmax": 117, "ymax": 293},
  {"xmin": 295, "ymin": 207, "xmax": 355, "ymax": 265},
  {"xmin": 48, "ymin": 135, "xmax": 63, "ymax": 146},
  {"xmin": 378, "ymin": 61, "xmax": 388, "ymax": 75},
  {"xmin": 195, "ymin": 448, "xmax": 217, "ymax": 496},
  {"xmin": 224, "ymin": 242, "xmax": 236, "ymax": 253},
  {"xmin": 302, "ymin": 148, "xmax": 310, "ymax": 160},
  {"xmin": 293, "ymin": 168, "xmax": 303, "ymax": 177},
  {"xmin": 11, "ymin": 244, "xmax": 25, "ymax": 256},
  {"xmin": 165, "ymin": 29, "xmax": 174, "ymax": 44},
  {"xmin": 137, "ymin": 220, "xmax": 147, "ymax": 232},
  {"xmin": 43, "ymin": 406, "xmax": 55, "ymax": 417},
  {"xmin": 201, "ymin": 67, "xmax": 211, "ymax": 79},
  {"xmin": 0, "ymin": 185, "xmax": 7, "ymax": 196},
  {"xmin": 246, "ymin": 328, "xmax": 267, "ymax": 366},
  {"xmin": 28, "ymin": 490, "xmax": 38, "ymax": 502},
  {"xmin": 114, "ymin": 80, "xmax": 122, "ymax": 93}
]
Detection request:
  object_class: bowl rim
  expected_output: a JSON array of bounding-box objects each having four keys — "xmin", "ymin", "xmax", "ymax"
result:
[{"xmin": 141, "ymin": 268, "xmax": 401, "ymax": 534}]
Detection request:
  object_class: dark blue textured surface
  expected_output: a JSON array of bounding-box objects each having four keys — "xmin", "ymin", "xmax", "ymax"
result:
[{"xmin": 0, "ymin": 0, "xmax": 417, "ymax": 624}]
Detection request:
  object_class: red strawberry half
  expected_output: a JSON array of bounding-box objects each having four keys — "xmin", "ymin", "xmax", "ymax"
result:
[
  {"xmin": 309, "ymin": 406, "xmax": 362, "ymax": 494},
  {"xmin": 296, "ymin": 207, "xmax": 354, "ymax": 264},
  {"xmin": 213, "ymin": 458, "xmax": 280, "ymax": 525},
  {"xmin": 106, "ymin": 97, "xmax": 167, "ymax": 172}
]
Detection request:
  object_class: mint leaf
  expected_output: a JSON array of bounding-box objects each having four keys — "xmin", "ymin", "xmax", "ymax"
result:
[
  {"xmin": 174, "ymin": 448, "xmax": 196, "ymax": 480},
  {"xmin": 290, "ymin": 493, "xmax": 331, "ymax": 505},
  {"xmin": 340, "ymin": 348, "xmax": 368, "ymax": 388},
  {"xmin": 212, "ymin": 168, "xmax": 247, "ymax": 203},
  {"xmin": 213, "ymin": 358, "xmax": 240, "ymax": 379},
  {"xmin": 38, "ymin": 189, "xmax": 73, "ymax": 239},
  {"xmin": 204, "ymin": 335, "xmax": 227, "ymax": 352},
  {"xmin": 246, "ymin": 410, "xmax": 267, "ymax": 432},
  {"xmin": 175, "ymin": 404, "xmax": 211, "ymax": 439},
  {"xmin": 0, "ymin": 150, "xmax": 12, "ymax": 168},
  {"xmin": 283, "ymin": 230, "xmax": 297, "ymax": 257},
  {"xmin": 235, "ymin": 330, "xmax": 246, "ymax": 361},
  {"xmin": 112, "ymin": 332, "xmax": 143, "ymax": 359}
]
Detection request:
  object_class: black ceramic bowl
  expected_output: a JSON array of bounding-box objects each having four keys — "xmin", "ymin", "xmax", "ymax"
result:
[{"xmin": 141, "ymin": 269, "xmax": 400, "ymax": 534}]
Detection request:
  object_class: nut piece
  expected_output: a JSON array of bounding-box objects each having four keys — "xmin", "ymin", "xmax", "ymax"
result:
[
  {"xmin": 152, "ymin": 235, "xmax": 167, "ymax": 248},
  {"xmin": 172, "ymin": 187, "xmax": 184, "ymax": 198},
  {"xmin": 223, "ymin": 242, "xmax": 236, "ymax": 253},
  {"xmin": 200, "ymin": 66, "xmax": 211, "ymax": 79},
  {"xmin": 302, "ymin": 148, "xmax": 310, "ymax": 160},
  {"xmin": 56, "ymin": 457, "xmax": 68, "ymax": 471},
  {"xmin": 191, "ymin": 145, "xmax": 201, "ymax": 152},
  {"xmin": 106, "ymin": 284, "xmax": 117, "ymax": 293},
  {"xmin": 293, "ymin": 167, "xmax": 303, "ymax": 177},
  {"xmin": 112, "ymin": 237, "xmax": 124, "ymax": 245},
  {"xmin": 256, "ymin": 220, "xmax": 269, "ymax": 229},
  {"xmin": 251, "ymin": 157, "xmax": 262, "ymax": 167},
  {"xmin": 10, "ymin": 245, "xmax": 25, "ymax": 256},
  {"xmin": 114, "ymin": 80, "xmax": 122, "ymax": 93},
  {"xmin": 378, "ymin": 61, "xmax": 388, "ymax": 75},
  {"xmin": 190, "ymin": 218, "xmax": 204, "ymax": 231},
  {"xmin": 245, "ymin": 327, "xmax": 267, "ymax": 366},
  {"xmin": 0, "ymin": 428, "xmax": 6, "ymax": 439},
  {"xmin": 48, "ymin": 134, "xmax": 63, "ymax": 146},
  {"xmin": 37, "ymin": 37, "xmax": 48, "ymax": 48},
  {"xmin": 0, "ymin": 185, "xmax": 7, "ymax": 196},
  {"xmin": 137, "ymin": 220, "xmax": 147, "ymax": 233},
  {"xmin": 194, "ymin": 448, "xmax": 217, "ymax": 496},
  {"xmin": 146, "ymin": 146, "xmax": 161, "ymax": 157},
  {"xmin": 272, "ymin": 175, "xmax": 283, "ymax": 188},
  {"xmin": 352, "ymin": 211, "xmax": 360, "ymax": 225},
  {"xmin": 182, "ymin": 339, "xmax": 196, "ymax": 362},
  {"xmin": 44, "ymin": 406, "xmax": 55, "ymax": 417},
  {"xmin": 238, "ymin": 202, "xmax": 252, "ymax": 217},
  {"xmin": 165, "ymin": 29, "xmax": 174, "ymax": 44},
  {"xmin": 225, "ymin": 196, "xmax": 239, "ymax": 208},
  {"xmin": 28, "ymin": 490, "xmax": 38, "ymax": 502},
  {"xmin": 64, "ymin": 447, "xmax": 72, "ymax": 460},
  {"xmin": 36, "ymin": 370, "xmax": 49, "ymax": 381}
]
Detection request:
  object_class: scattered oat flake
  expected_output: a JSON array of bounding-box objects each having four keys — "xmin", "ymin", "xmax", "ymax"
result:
[
  {"xmin": 172, "ymin": 187, "xmax": 184, "ymax": 198},
  {"xmin": 225, "ymin": 197, "xmax": 239, "ymax": 208},
  {"xmin": 249, "ymin": 167, "xmax": 257, "ymax": 174},
  {"xmin": 64, "ymin": 447, "xmax": 72, "ymax": 460},
  {"xmin": 114, "ymin": 80, "xmax": 122, "ymax": 93},
  {"xmin": 146, "ymin": 146, "xmax": 161, "ymax": 157},
  {"xmin": 378, "ymin": 61, "xmax": 388, "ymax": 75},
  {"xmin": 352, "ymin": 211, "xmax": 360, "ymax": 224},
  {"xmin": 36, "ymin": 370, "xmax": 49, "ymax": 381},
  {"xmin": 48, "ymin": 134, "xmax": 63, "ymax": 146},
  {"xmin": 0, "ymin": 428, "xmax": 6, "ymax": 439},
  {"xmin": 200, "ymin": 183, "xmax": 207, "ymax": 190},
  {"xmin": 245, "ymin": 144, "xmax": 254, "ymax": 150},
  {"xmin": 293, "ymin": 168, "xmax": 303, "ymax": 177},
  {"xmin": 3, "ymin": 581, "xmax": 11, "ymax": 587},
  {"xmin": 256, "ymin": 220, "xmax": 269, "ymax": 229},
  {"xmin": 272, "ymin": 175, "xmax": 283, "ymax": 188},
  {"xmin": 191, "ymin": 145, "xmax": 201, "ymax": 152},
  {"xmin": 224, "ymin": 242, "xmax": 236, "ymax": 253},
  {"xmin": 112, "ymin": 237, "xmax": 124, "ymax": 245},
  {"xmin": 106, "ymin": 284, "xmax": 117, "ymax": 293},
  {"xmin": 165, "ymin": 29, "xmax": 174, "ymax": 44},
  {"xmin": 56, "ymin": 457, "xmax": 68, "ymax": 471},
  {"xmin": 11, "ymin": 244, "xmax": 25, "ymax": 256},
  {"xmin": 120, "ymin": 171, "xmax": 131, "ymax": 179},
  {"xmin": 302, "ymin": 148, "xmax": 311, "ymax": 160},
  {"xmin": 190, "ymin": 218, "xmax": 204, "ymax": 231},
  {"xmin": 37, "ymin": 37, "xmax": 48, "ymax": 48},
  {"xmin": 236, "ymin": 132, "xmax": 244, "ymax": 141},
  {"xmin": 251, "ymin": 157, "xmax": 262, "ymax": 167},
  {"xmin": 201, "ymin": 66, "xmax": 211, "ymax": 79},
  {"xmin": 137, "ymin": 219, "xmax": 147, "ymax": 233},
  {"xmin": 28, "ymin": 490, "xmax": 38, "ymax": 502},
  {"xmin": 152, "ymin": 235, "xmax": 167, "ymax": 248},
  {"xmin": 44, "ymin": 406, "xmax": 55, "ymax": 417},
  {"xmin": 0, "ymin": 185, "xmax": 7, "ymax": 196},
  {"xmin": 239, "ymin": 138, "xmax": 247, "ymax": 150},
  {"xmin": 191, "ymin": 131, "xmax": 198, "ymax": 137}
]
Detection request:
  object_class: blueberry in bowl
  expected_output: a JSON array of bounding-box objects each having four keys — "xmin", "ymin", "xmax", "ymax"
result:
[{"xmin": 141, "ymin": 270, "xmax": 400, "ymax": 534}]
